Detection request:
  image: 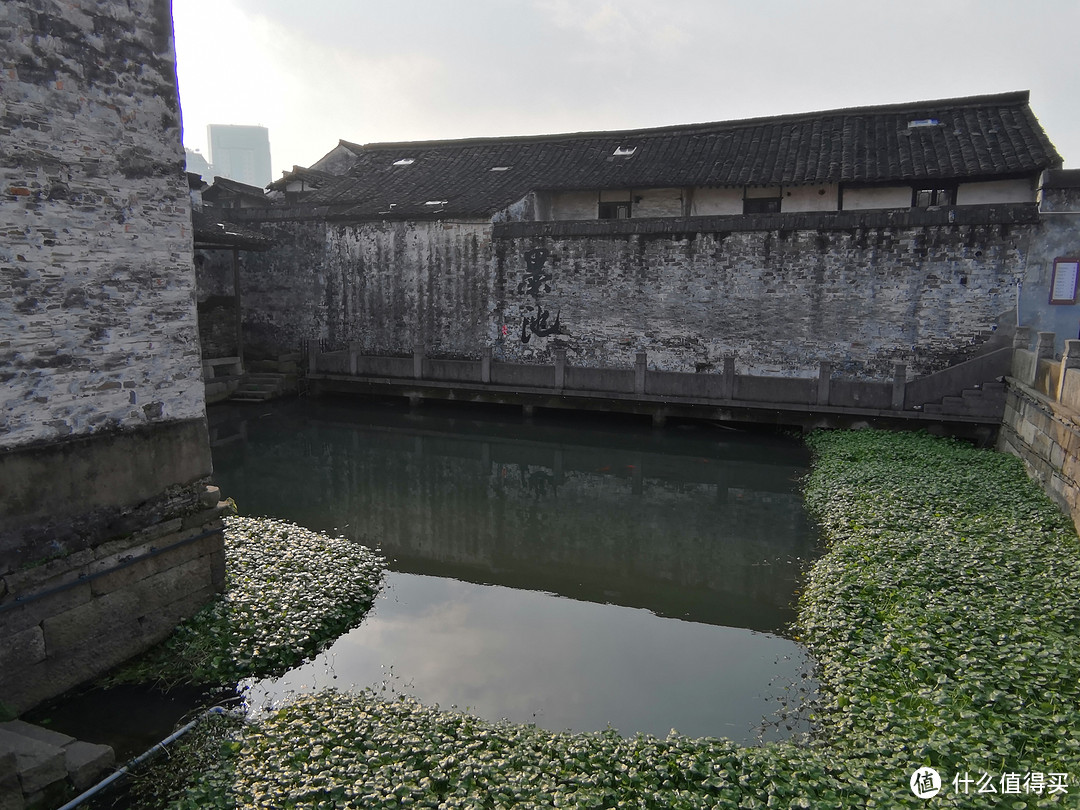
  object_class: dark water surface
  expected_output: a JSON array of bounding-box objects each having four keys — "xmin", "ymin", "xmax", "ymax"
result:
[{"xmin": 211, "ymin": 398, "xmax": 819, "ymax": 743}]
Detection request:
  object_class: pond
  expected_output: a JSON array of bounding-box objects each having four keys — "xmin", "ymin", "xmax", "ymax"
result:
[{"xmin": 210, "ymin": 397, "xmax": 820, "ymax": 744}]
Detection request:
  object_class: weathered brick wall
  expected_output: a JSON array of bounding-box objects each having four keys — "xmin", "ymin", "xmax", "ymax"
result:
[
  {"xmin": 494, "ymin": 222, "xmax": 1027, "ymax": 378},
  {"xmin": 0, "ymin": 0, "xmax": 224, "ymax": 712},
  {"xmin": 0, "ymin": 0, "xmax": 204, "ymax": 446},
  {"xmin": 235, "ymin": 208, "xmax": 1032, "ymax": 381},
  {"xmin": 234, "ymin": 220, "xmax": 329, "ymax": 359},
  {"xmin": 238, "ymin": 219, "xmax": 494, "ymax": 359}
]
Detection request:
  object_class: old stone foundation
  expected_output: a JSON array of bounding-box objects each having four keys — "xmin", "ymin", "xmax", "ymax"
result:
[{"xmin": 0, "ymin": 419, "xmax": 226, "ymax": 714}]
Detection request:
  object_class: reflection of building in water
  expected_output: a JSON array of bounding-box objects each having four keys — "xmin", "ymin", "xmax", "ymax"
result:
[{"xmin": 212, "ymin": 404, "xmax": 816, "ymax": 632}]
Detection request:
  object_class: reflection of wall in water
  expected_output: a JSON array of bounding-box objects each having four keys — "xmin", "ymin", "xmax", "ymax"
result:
[{"xmin": 216, "ymin": 418, "xmax": 814, "ymax": 618}]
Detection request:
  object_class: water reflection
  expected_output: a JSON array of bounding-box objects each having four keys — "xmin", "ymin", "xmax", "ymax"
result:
[
  {"xmin": 211, "ymin": 399, "xmax": 817, "ymax": 632},
  {"xmin": 211, "ymin": 398, "xmax": 819, "ymax": 742},
  {"xmin": 244, "ymin": 573, "xmax": 814, "ymax": 742}
]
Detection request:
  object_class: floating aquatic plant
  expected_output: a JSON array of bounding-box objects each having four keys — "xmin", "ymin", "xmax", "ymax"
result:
[{"xmin": 106, "ymin": 516, "xmax": 386, "ymax": 687}]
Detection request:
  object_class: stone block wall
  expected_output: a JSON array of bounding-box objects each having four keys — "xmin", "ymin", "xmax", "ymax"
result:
[
  {"xmin": 0, "ymin": 483, "xmax": 226, "ymax": 713},
  {"xmin": 0, "ymin": 0, "xmax": 223, "ymax": 712},
  {"xmin": 999, "ymin": 337, "xmax": 1080, "ymax": 534}
]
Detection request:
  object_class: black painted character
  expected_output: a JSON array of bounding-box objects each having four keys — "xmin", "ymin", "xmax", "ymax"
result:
[
  {"xmin": 520, "ymin": 306, "xmax": 564, "ymax": 343},
  {"xmin": 517, "ymin": 248, "xmax": 551, "ymax": 298}
]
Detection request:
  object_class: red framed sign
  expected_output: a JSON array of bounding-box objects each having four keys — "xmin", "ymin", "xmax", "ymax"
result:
[{"xmin": 1050, "ymin": 258, "xmax": 1080, "ymax": 304}]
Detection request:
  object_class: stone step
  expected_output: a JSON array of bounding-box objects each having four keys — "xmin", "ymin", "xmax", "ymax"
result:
[
  {"xmin": 933, "ymin": 394, "xmax": 1005, "ymax": 418},
  {"xmin": 229, "ymin": 372, "xmax": 291, "ymax": 403},
  {"xmin": 0, "ymin": 720, "xmax": 114, "ymax": 808}
]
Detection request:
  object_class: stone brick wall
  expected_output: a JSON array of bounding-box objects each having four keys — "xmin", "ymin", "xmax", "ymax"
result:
[
  {"xmin": 1017, "ymin": 181, "xmax": 1080, "ymax": 356},
  {"xmin": 233, "ymin": 206, "xmax": 1032, "ymax": 382},
  {"xmin": 493, "ymin": 217, "xmax": 1028, "ymax": 378},
  {"xmin": 0, "ymin": 0, "xmax": 204, "ymax": 446},
  {"xmin": 236, "ymin": 219, "xmax": 494, "ymax": 360},
  {"xmin": 0, "ymin": 0, "xmax": 223, "ymax": 712}
]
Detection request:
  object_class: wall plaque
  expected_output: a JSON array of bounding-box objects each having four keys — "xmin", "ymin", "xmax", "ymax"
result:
[{"xmin": 1050, "ymin": 258, "xmax": 1080, "ymax": 304}]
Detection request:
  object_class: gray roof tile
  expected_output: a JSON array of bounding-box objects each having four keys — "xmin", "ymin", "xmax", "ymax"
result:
[{"xmin": 308, "ymin": 91, "xmax": 1061, "ymax": 219}]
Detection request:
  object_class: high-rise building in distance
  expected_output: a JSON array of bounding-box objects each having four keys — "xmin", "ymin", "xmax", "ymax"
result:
[{"xmin": 207, "ymin": 124, "xmax": 272, "ymax": 187}]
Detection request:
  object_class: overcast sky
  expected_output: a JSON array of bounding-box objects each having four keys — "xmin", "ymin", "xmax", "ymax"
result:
[{"xmin": 172, "ymin": 0, "xmax": 1080, "ymax": 181}]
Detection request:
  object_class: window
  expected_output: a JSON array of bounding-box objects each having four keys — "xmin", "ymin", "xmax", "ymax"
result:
[
  {"xmin": 598, "ymin": 201, "xmax": 632, "ymax": 219},
  {"xmin": 912, "ymin": 186, "xmax": 956, "ymax": 207},
  {"xmin": 743, "ymin": 196, "xmax": 781, "ymax": 214}
]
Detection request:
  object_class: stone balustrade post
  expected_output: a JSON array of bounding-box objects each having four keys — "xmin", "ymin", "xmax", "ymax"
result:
[
  {"xmin": 817, "ymin": 361, "xmax": 832, "ymax": 406},
  {"xmin": 721, "ymin": 356, "xmax": 735, "ymax": 400},
  {"xmin": 1036, "ymin": 331, "xmax": 1056, "ymax": 359},
  {"xmin": 1032, "ymin": 331, "xmax": 1056, "ymax": 386},
  {"xmin": 891, "ymin": 361, "xmax": 907, "ymax": 410},
  {"xmin": 634, "ymin": 351, "xmax": 647, "ymax": 395},
  {"xmin": 349, "ymin": 342, "xmax": 360, "ymax": 376},
  {"xmin": 413, "ymin": 341, "xmax": 425, "ymax": 380},
  {"xmin": 1057, "ymin": 339, "xmax": 1080, "ymax": 402},
  {"xmin": 481, "ymin": 347, "xmax": 492, "ymax": 384},
  {"xmin": 1013, "ymin": 326, "xmax": 1033, "ymax": 350}
]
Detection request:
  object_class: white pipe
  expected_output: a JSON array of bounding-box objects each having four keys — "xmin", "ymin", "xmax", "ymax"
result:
[{"xmin": 56, "ymin": 705, "xmax": 228, "ymax": 810}]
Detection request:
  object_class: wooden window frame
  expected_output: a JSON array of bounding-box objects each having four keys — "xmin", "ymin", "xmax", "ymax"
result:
[
  {"xmin": 598, "ymin": 201, "xmax": 632, "ymax": 219},
  {"xmin": 911, "ymin": 185, "xmax": 957, "ymax": 208},
  {"xmin": 743, "ymin": 196, "xmax": 781, "ymax": 214}
]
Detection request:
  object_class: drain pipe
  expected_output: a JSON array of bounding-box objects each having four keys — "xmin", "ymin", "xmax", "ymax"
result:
[{"xmin": 56, "ymin": 705, "xmax": 229, "ymax": 810}]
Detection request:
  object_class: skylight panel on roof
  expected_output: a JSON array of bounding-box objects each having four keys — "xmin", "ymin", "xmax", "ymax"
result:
[
  {"xmin": 907, "ymin": 119, "xmax": 940, "ymax": 128},
  {"xmin": 425, "ymin": 200, "xmax": 448, "ymax": 206},
  {"xmin": 489, "ymin": 166, "xmax": 512, "ymax": 172},
  {"xmin": 612, "ymin": 146, "xmax": 637, "ymax": 157},
  {"xmin": 392, "ymin": 158, "xmax": 416, "ymax": 166}
]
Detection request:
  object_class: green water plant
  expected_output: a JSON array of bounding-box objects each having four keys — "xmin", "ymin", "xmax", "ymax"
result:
[
  {"xmin": 106, "ymin": 516, "xmax": 386, "ymax": 687},
  {"xmin": 137, "ymin": 431, "xmax": 1080, "ymax": 807}
]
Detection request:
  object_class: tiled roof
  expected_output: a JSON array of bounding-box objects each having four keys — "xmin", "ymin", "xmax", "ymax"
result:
[
  {"xmin": 204, "ymin": 176, "xmax": 270, "ymax": 201},
  {"xmin": 267, "ymin": 165, "xmax": 338, "ymax": 192},
  {"xmin": 192, "ymin": 210, "xmax": 275, "ymax": 250},
  {"xmin": 307, "ymin": 91, "xmax": 1061, "ymax": 220}
]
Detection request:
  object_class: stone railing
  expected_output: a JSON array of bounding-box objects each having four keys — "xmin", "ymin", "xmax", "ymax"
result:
[
  {"xmin": 306, "ymin": 342, "xmax": 1007, "ymax": 424},
  {"xmin": 1008, "ymin": 326, "xmax": 1080, "ymax": 406}
]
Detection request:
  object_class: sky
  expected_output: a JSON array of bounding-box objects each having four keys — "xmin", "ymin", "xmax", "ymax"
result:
[{"xmin": 172, "ymin": 0, "xmax": 1080, "ymax": 182}]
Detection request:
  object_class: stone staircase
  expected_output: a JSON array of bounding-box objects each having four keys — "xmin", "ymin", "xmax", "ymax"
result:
[
  {"xmin": 229, "ymin": 372, "xmax": 289, "ymax": 402},
  {"xmin": 920, "ymin": 380, "xmax": 1007, "ymax": 419},
  {"xmin": 0, "ymin": 720, "xmax": 114, "ymax": 809}
]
